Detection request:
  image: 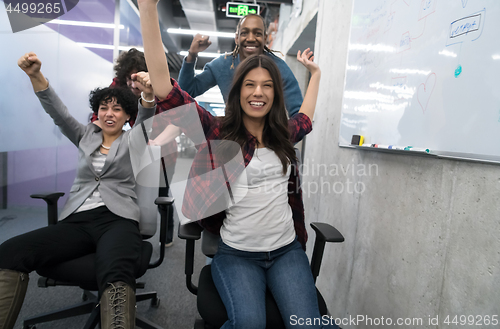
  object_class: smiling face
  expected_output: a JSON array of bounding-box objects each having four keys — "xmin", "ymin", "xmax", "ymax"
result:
[
  {"xmin": 240, "ymin": 67, "xmax": 274, "ymax": 122},
  {"xmin": 98, "ymin": 97, "xmax": 130, "ymax": 136},
  {"xmin": 235, "ymin": 15, "xmax": 267, "ymax": 60}
]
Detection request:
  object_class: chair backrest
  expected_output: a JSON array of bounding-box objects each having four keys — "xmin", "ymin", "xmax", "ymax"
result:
[
  {"xmin": 128, "ymin": 121, "xmax": 162, "ymax": 238},
  {"xmin": 134, "ymin": 145, "xmax": 161, "ymax": 238}
]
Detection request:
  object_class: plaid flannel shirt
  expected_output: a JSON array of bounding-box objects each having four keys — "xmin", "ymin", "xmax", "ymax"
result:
[
  {"xmin": 157, "ymin": 79, "xmax": 312, "ymax": 250},
  {"xmin": 90, "ymin": 77, "xmax": 178, "ymax": 168}
]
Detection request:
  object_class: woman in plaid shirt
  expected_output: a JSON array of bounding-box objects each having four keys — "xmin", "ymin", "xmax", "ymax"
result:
[{"xmin": 138, "ymin": 1, "xmax": 337, "ymax": 328}]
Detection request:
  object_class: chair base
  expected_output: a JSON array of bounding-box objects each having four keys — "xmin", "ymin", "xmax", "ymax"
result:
[{"xmin": 23, "ymin": 289, "xmax": 163, "ymax": 329}]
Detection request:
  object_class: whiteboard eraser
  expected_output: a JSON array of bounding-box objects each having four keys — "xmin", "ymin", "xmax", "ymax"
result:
[{"xmin": 351, "ymin": 135, "xmax": 364, "ymax": 146}]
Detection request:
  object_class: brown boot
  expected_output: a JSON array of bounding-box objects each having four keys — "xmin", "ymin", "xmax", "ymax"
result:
[
  {"xmin": 0, "ymin": 269, "xmax": 29, "ymax": 329},
  {"xmin": 100, "ymin": 281, "xmax": 136, "ymax": 329}
]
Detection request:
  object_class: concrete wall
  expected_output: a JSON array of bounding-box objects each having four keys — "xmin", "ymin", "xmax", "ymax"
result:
[{"xmin": 274, "ymin": 1, "xmax": 500, "ymax": 328}]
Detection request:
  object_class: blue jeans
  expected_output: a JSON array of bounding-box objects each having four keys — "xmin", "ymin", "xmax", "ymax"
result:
[{"xmin": 211, "ymin": 238, "xmax": 339, "ymax": 329}]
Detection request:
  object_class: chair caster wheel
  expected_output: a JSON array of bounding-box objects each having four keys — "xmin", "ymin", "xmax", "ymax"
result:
[
  {"xmin": 82, "ymin": 292, "xmax": 88, "ymax": 301},
  {"xmin": 23, "ymin": 325, "xmax": 35, "ymax": 329},
  {"xmin": 151, "ymin": 297, "xmax": 160, "ymax": 308}
]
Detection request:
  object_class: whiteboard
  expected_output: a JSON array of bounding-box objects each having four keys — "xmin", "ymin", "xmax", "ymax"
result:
[{"xmin": 339, "ymin": 0, "xmax": 500, "ymax": 163}]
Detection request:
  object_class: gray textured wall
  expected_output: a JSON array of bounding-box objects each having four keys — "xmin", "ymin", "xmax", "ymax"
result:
[{"xmin": 275, "ymin": 1, "xmax": 500, "ymax": 328}]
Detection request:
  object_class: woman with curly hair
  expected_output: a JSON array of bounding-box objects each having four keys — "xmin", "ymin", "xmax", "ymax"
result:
[{"xmin": 0, "ymin": 51, "xmax": 156, "ymax": 329}]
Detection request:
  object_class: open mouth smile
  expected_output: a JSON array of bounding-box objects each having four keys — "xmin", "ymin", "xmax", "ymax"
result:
[{"xmin": 249, "ymin": 101, "xmax": 266, "ymax": 109}]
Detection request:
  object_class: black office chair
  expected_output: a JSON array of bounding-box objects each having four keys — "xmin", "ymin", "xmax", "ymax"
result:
[
  {"xmin": 177, "ymin": 146, "xmax": 344, "ymax": 328},
  {"xmin": 21, "ymin": 192, "xmax": 174, "ymax": 329},
  {"xmin": 178, "ymin": 221, "xmax": 344, "ymax": 329}
]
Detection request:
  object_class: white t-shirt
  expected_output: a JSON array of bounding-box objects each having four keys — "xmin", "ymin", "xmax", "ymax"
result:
[{"xmin": 221, "ymin": 147, "xmax": 296, "ymax": 252}]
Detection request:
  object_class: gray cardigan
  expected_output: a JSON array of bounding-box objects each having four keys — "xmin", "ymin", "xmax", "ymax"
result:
[{"xmin": 36, "ymin": 85, "xmax": 155, "ymax": 222}]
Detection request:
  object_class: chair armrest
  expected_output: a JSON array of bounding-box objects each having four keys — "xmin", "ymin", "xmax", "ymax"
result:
[
  {"xmin": 201, "ymin": 230, "xmax": 219, "ymax": 258},
  {"xmin": 149, "ymin": 197, "xmax": 175, "ymax": 269},
  {"xmin": 178, "ymin": 221, "xmax": 203, "ymax": 240},
  {"xmin": 154, "ymin": 196, "xmax": 174, "ymax": 206},
  {"xmin": 310, "ymin": 222, "xmax": 344, "ymax": 243},
  {"xmin": 310, "ymin": 222, "xmax": 344, "ymax": 283},
  {"xmin": 30, "ymin": 192, "xmax": 65, "ymax": 201},
  {"xmin": 30, "ymin": 192, "xmax": 65, "ymax": 226}
]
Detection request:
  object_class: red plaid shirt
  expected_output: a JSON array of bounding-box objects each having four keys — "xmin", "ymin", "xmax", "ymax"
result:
[
  {"xmin": 157, "ymin": 79, "xmax": 312, "ymax": 250},
  {"xmin": 90, "ymin": 77, "xmax": 178, "ymax": 168}
]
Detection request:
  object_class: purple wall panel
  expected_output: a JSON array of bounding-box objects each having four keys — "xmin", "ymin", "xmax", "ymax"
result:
[
  {"xmin": 46, "ymin": 0, "xmax": 116, "ymax": 62},
  {"xmin": 8, "ymin": 145, "xmax": 77, "ymax": 207},
  {"xmin": 63, "ymin": 0, "xmax": 116, "ymax": 23},
  {"xmin": 86, "ymin": 48, "xmax": 114, "ymax": 63},
  {"xmin": 49, "ymin": 25, "xmax": 114, "ymax": 45}
]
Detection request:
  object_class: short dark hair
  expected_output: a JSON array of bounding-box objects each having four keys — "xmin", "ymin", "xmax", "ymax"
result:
[
  {"xmin": 230, "ymin": 14, "xmax": 282, "ymax": 68},
  {"xmin": 236, "ymin": 14, "xmax": 267, "ymax": 37},
  {"xmin": 89, "ymin": 87, "xmax": 138, "ymax": 119},
  {"xmin": 114, "ymin": 48, "xmax": 147, "ymax": 86}
]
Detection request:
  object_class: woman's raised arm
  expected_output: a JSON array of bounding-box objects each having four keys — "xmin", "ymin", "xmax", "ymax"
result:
[
  {"xmin": 18, "ymin": 52, "xmax": 86, "ymax": 145},
  {"xmin": 137, "ymin": 0, "xmax": 172, "ymax": 100},
  {"xmin": 296, "ymin": 48, "xmax": 321, "ymax": 121},
  {"xmin": 17, "ymin": 52, "xmax": 49, "ymax": 92}
]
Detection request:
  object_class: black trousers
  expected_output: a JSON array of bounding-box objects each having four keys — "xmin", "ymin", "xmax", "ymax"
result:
[{"xmin": 0, "ymin": 206, "xmax": 142, "ymax": 294}]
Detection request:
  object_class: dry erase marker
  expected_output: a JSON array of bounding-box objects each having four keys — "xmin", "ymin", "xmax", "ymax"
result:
[
  {"xmin": 405, "ymin": 146, "xmax": 430, "ymax": 152},
  {"xmin": 388, "ymin": 145, "xmax": 405, "ymax": 150},
  {"xmin": 411, "ymin": 148, "xmax": 430, "ymax": 153}
]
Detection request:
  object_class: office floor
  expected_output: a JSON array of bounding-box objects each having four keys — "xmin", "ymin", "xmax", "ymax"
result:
[{"xmin": 0, "ymin": 157, "xmax": 206, "ymax": 329}]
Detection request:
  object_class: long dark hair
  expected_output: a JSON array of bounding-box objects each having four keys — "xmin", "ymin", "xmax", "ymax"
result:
[{"xmin": 218, "ymin": 54, "xmax": 296, "ymax": 174}]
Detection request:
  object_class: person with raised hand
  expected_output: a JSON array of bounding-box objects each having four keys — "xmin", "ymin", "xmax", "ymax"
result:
[
  {"xmin": 90, "ymin": 47, "xmax": 179, "ymax": 248},
  {"xmin": 137, "ymin": 1, "xmax": 336, "ymax": 328},
  {"xmin": 178, "ymin": 13, "xmax": 304, "ymax": 120},
  {"xmin": 0, "ymin": 51, "xmax": 155, "ymax": 329}
]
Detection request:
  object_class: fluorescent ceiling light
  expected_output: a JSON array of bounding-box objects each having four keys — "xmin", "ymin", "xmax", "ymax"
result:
[
  {"xmin": 493, "ymin": 54, "xmax": 500, "ymax": 60},
  {"xmin": 168, "ymin": 28, "xmax": 234, "ymax": 38},
  {"xmin": 180, "ymin": 51, "xmax": 220, "ymax": 58},
  {"xmin": 47, "ymin": 19, "xmax": 124, "ymax": 29},
  {"xmin": 210, "ymin": 103, "xmax": 226, "ymax": 107}
]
